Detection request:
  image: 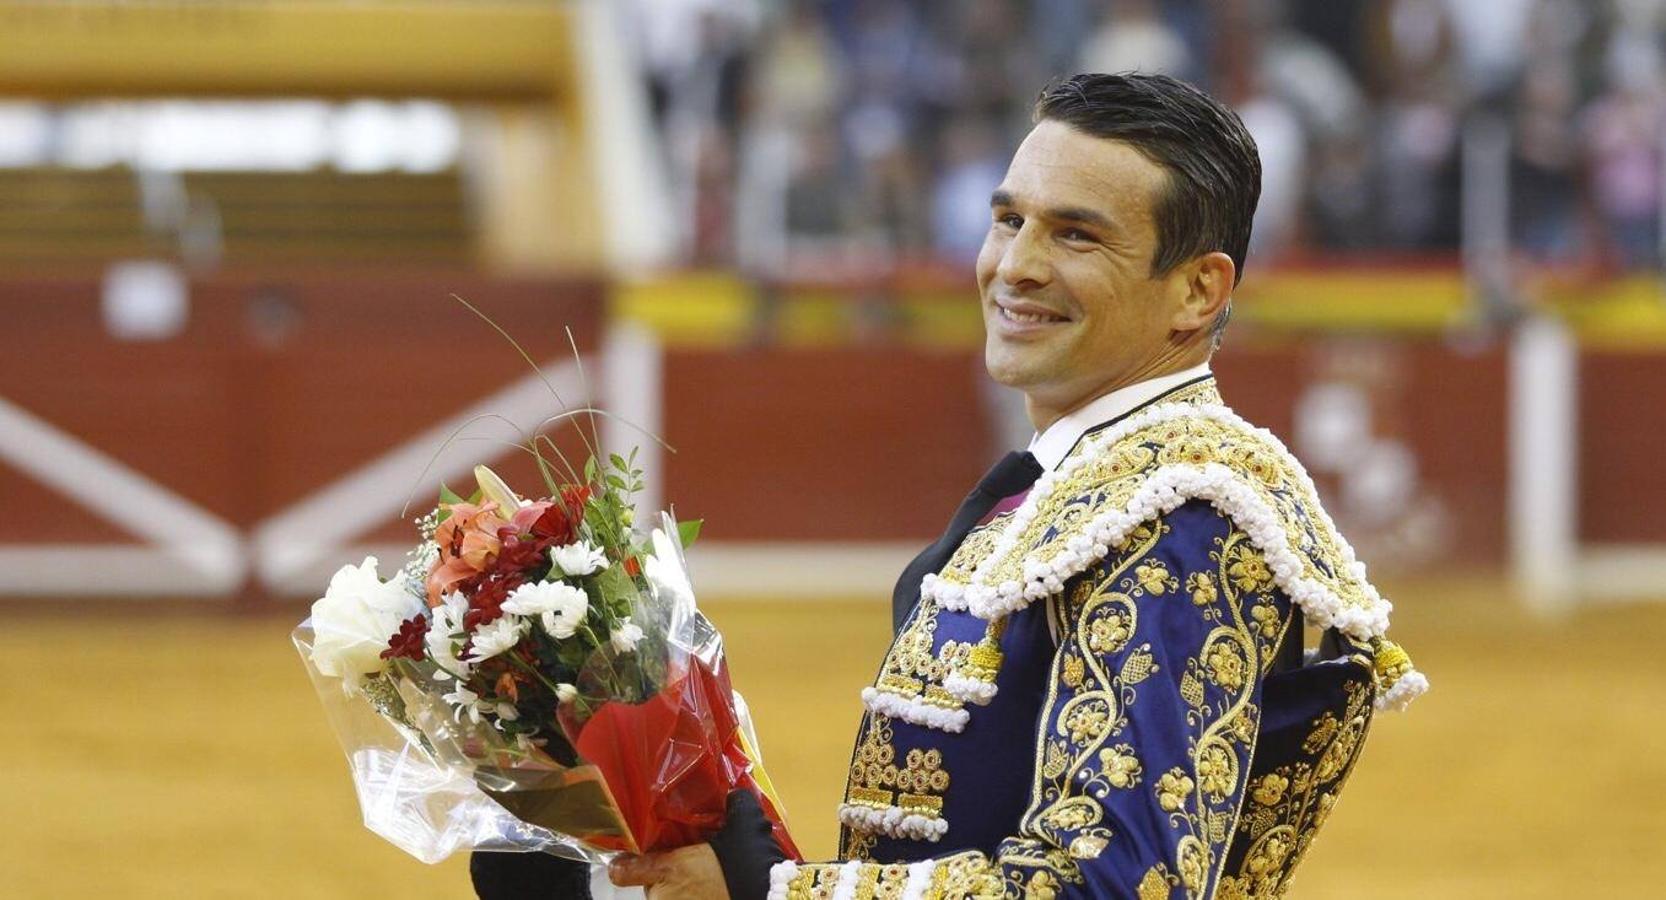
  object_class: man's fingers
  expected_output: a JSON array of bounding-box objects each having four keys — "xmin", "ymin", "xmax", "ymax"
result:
[{"xmin": 608, "ymin": 853, "xmax": 664, "ymax": 887}]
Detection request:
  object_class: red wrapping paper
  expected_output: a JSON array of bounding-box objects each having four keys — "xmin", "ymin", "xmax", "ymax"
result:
[{"xmin": 565, "ymin": 654, "xmax": 801, "ymax": 858}]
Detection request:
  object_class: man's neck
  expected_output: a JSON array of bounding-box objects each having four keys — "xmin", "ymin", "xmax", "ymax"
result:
[
  {"xmin": 1027, "ymin": 351, "xmax": 1212, "ymax": 433},
  {"xmin": 1025, "ymin": 360, "xmax": 1215, "ymax": 470}
]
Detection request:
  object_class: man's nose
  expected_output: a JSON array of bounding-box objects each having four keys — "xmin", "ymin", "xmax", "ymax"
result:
[{"xmin": 996, "ymin": 226, "xmax": 1051, "ymax": 289}]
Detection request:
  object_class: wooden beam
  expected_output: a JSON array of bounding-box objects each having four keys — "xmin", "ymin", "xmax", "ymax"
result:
[{"xmin": 0, "ymin": 2, "xmax": 573, "ymax": 100}]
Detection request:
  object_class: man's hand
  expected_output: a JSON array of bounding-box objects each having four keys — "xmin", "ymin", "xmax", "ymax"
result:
[
  {"xmin": 611, "ymin": 789, "xmax": 783, "ymax": 900},
  {"xmin": 609, "ymin": 844, "xmax": 729, "ymax": 899}
]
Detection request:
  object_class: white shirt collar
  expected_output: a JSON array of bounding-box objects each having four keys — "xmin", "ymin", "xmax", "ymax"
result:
[{"xmin": 1026, "ymin": 363, "xmax": 1214, "ymax": 470}]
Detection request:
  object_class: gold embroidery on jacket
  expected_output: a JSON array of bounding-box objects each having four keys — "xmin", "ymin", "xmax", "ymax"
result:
[
  {"xmin": 932, "ymin": 503, "xmax": 1292, "ymax": 898},
  {"xmin": 841, "ymin": 827, "xmax": 876, "ymax": 863},
  {"xmin": 844, "ymin": 513, "xmax": 1026, "ymax": 852},
  {"xmin": 818, "ymin": 380, "xmax": 1384, "ymax": 898},
  {"xmin": 977, "ymin": 400, "xmax": 1378, "ymax": 640},
  {"xmin": 1118, "ymin": 523, "xmax": 1278, "ymax": 898},
  {"xmin": 844, "ymin": 715, "xmax": 951, "ymax": 827},
  {"xmin": 1161, "ymin": 378, "xmax": 1225, "ymax": 409},
  {"xmin": 875, "ymin": 597, "xmax": 951, "ymax": 699},
  {"xmin": 1222, "ymin": 677, "xmax": 1374, "ymax": 899},
  {"xmin": 1013, "ymin": 523, "xmax": 1163, "ymax": 849},
  {"xmin": 1137, "ymin": 863, "xmax": 1177, "ymax": 900},
  {"xmin": 996, "ymin": 839, "xmax": 1086, "ymax": 892},
  {"xmin": 868, "ymin": 508, "xmax": 1025, "ymax": 719},
  {"xmin": 783, "ymin": 852, "xmax": 1007, "ymax": 899}
]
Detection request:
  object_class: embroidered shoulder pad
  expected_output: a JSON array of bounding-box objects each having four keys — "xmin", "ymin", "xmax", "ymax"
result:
[{"xmin": 921, "ymin": 402, "xmax": 1427, "ymax": 711}]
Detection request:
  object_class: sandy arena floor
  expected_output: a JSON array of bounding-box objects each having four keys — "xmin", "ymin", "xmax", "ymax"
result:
[{"xmin": 3, "ymin": 574, "xmax": 1662, "ymax": 898}]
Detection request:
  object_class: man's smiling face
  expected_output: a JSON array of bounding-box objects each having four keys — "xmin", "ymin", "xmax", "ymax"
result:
[{"xmin": 977, "ymin": 119, "xmax": 1183, "ymax": 425}]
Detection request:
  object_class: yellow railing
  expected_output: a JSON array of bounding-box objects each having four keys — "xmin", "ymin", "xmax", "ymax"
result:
[{"xmin": 614, "ymin": 268, "xmax": 1666, "ymax": 348}]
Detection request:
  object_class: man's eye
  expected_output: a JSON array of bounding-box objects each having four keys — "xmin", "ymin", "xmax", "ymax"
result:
[
  {"xmin": 996, "ymin": 213, "xmax": 1022, "ymax": 229},
  {"xmin": 1062, "ymin": 228, "xmax": 1094, "ymax": 242}
]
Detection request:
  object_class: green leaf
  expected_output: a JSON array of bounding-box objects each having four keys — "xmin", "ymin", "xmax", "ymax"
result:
[
  {"xmin": 610, "ymin": 452, "xmax": 628, "ymax": 472},
  {"xmin": 584, "ymin": 455, "xmax": 598, "ymax": 483},
  {"xmin": 556, "ymin": 641, "xmax": 589, "ymax": 668},
  {"xmin": 436, "ymin": 483, "xmax": 465, "ymax": 523},
  {"xmin": 592, "ymin": 563, "xmax": 640, "ymax": 617},
  {"xmin": 604, "ymin": 474, "xmax": 626, "ymax": 490},
  {"xmin": 677, "ymin": 519, "xmax": 703, "ymax": 548}
]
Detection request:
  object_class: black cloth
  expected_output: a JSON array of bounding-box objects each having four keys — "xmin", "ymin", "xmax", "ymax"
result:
[
  {"xmin": 890, "ymin": 451, "xmax": 1043, "ymax": 634},
  {"xmin": 709, "ymin": 789, "xmax": 789, "ymax": 900},
  {"xmin": 471, "ymin": 790, "xmax": 784, "ymax": 900},
  {"xmin": 470, "ymin": 849, "xmax": 591, "ymax": 899}
]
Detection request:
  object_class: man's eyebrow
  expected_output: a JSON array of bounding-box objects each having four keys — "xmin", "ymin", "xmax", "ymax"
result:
[
  {"xmin": 991, "ymin": 190, "xmax": 1118, "ymax": 231},
  {"xmin": 1047, "ymin": 206, "xmax": 1117, "ymax": 231}
]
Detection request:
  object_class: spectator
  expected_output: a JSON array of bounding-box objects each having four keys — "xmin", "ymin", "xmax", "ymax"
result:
[
  {"xmin": 1584, "ymin": 30, "xmax": 1664, "ymax": 268},
  {"xmin": 930, "ymin": 116, "xmax": 1006, "ymax": 263},
  {"xmin": 1509, "ymin": 63, "xmax": 1585, "ymax": 263},
  {"xmin": 1371, "ymin": 0, "xmax": 1463, "ymax": 249},
  {"xmin": 636, "ymin": 0, "xmax": 1666, "ymax": 276},
  {"xmin": 1076, "ymin": 0, "xmax": 1195, "ymax": 79}
]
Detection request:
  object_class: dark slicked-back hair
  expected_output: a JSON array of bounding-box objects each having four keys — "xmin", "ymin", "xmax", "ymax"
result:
[{"xmin": 1035, "ymin": 73, "xmax": 1261, "ymax": 287}]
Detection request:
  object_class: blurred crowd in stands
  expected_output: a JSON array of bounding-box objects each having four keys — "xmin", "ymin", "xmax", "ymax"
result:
[{"xmin": 624, "ymin": 0, "xmax": 1666, "ymax": 277}]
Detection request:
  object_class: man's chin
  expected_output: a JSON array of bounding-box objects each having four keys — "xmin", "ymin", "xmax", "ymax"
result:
[{"xmin": 983, "ymin": 350, "xmax": 1047, "ymax": 390}]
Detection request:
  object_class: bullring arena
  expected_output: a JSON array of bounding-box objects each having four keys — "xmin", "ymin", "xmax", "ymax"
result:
[{"xmin": 1, "ymin": 3, "xmax": 1664, "ymax": 898}]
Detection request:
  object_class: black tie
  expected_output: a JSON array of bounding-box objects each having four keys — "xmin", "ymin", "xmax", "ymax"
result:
[{"xmin": 890, "ymin": 451, "xmax": 1044, "ymax": 633}]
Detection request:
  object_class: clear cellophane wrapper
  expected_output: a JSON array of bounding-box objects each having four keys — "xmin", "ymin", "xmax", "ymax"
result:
[{"xmin": 293, "ymin": 513, "xmax": 798, "ymax": 873}]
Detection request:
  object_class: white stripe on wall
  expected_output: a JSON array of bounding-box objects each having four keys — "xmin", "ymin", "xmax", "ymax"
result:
[
  {"xmin": 0, "ymin": 545, "xmax": 241, "ymax": 596},
  {"xmin": 251, "ymin": 358, "xmax": 592, "ymax": 588},
  {"xmin": 0, "ymin": 394, "xmax": 243, "ymax": 585}
]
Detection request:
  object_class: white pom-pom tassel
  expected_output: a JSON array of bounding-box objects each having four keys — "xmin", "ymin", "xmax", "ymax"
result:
[
  {"xmin": 943, "ymin": 672, "xmax": 999, "ymax": 705},
  {"xmin": 860, "ymin": 687, "xmax": 970, "ymax": 733},
  {"xmin": 768, "ymin": 861, "xmax": 801, "ymax": 900},
  {"xmin": 1375, "ymin": 668, "xmax": 1430, "ymax": 711},
  {"xmin": 901, "ymin": 861, "xmax": 939, "ymax": 900},
  {"xmin": 831, "ymin": 860, "xmax": 863, "ymax": 900}
]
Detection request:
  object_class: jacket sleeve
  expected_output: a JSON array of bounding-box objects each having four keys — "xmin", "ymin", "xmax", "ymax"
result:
[
  {"xmin": 770, "ymin": 500, "xmax": 1295, "ymax": 899},
  {"xmin": 469, "ymin": 850, "xmax": 591, "ymax": 899}
]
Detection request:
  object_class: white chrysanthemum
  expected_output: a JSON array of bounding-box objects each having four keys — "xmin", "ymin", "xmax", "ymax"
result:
[
  {"xmin": 443, "ymin": 684, "xmax": 485, "ymax": 724},
  {"xmin": 555, "ymin": 683, "xmax": 578, "ymax": 704},
  {"xmin": 502, "ymin": 581, "xmax": 590, "ymax": 640},
  {"xmin": 308, "ymin": 557, "xmax": 424, "ymax": 681},
  {"xmin": 467, "ymin": 615, "xmax": 527, "ymax": 662},
  {"xmin": 610, "ymin": 618, "xmax": 645, "ymax": 654},
  {"xmin": 548, "ymin": 540, "xmax": 609, "ymax": 578},
  {"xmin": 425, "ymin": 591, "xmax": 472, "ymax": 680}
]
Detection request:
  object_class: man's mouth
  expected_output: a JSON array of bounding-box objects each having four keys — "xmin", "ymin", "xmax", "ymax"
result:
[{"xmin": 995, "ymin": 301, "xmax": 1070, "ymax": 326}]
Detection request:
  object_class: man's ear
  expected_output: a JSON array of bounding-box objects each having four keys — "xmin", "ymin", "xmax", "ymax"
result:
[{"xmin": 1169, "ymin": 251, "xmax": 1235, "ymax": 334}]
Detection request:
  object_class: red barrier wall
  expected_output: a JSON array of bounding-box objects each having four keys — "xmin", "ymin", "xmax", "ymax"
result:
[{"xmin": 2, "ymin": 270, "xmax": 1662, "ymax": 599}]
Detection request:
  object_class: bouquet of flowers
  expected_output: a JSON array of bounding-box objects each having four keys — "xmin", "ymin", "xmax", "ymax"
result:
[{"xmin": 293, "ymin": 450, "xmax": 799, "ymax": 866}]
